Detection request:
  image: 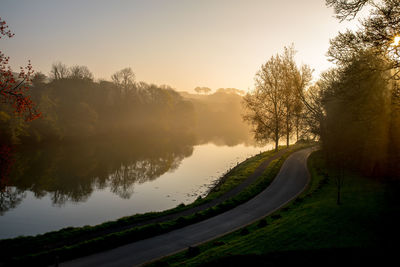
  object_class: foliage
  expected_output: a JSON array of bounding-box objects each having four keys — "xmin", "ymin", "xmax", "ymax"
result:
[
  {"xmin": 1, "ymin": 65, "xmax": 196, "ymax": 144},
  {"xmin": 300, "ymin": 1, "xmax": 400, "ymax": 178},
  {"xmin": 0, "ymin": 17, "xmax": 40, "ymax": 122},
  {"xmin": 296, "ymin": 0, "xmax": 400, "ymax": 179},
  {"xmin": 326, "ymin": 0, "xmax": 400, "ymax": 74},
  {"xmin": 322, "ymin": 52, "xmax": 395, "ymax": 176}
]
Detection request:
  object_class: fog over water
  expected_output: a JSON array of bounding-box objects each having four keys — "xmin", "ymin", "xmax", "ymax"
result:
[
  {"xmin": 0, "ymin": 88, "xmax": 277, "ymax": 238},
  {"xmin": 0, "ymin": 135, "xmax": 272, "ymax": 239}
]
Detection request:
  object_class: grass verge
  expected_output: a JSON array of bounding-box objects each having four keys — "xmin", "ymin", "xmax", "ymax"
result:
[{"xmin": 148, "ymin": 150, "xmax": 400, "ymax": 266}]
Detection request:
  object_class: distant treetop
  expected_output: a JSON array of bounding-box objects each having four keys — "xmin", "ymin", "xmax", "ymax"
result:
[{"xmin": 194, "ymin": 87, "xmax": 211, "ymax": 94}]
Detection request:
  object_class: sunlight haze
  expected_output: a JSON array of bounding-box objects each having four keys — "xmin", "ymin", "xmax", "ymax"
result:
[{"xmin": 2, "ymin": 0, "xmax": 363, "ymax": 92}]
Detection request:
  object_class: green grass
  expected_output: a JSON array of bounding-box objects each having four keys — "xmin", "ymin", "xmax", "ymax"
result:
[
  {"xmin": 204, "ymin": 147, "xmax": 280, "ymax": 199},
  {"xmin": 148, "ymin": 150, "xmax": 400, "ymax": 266}
]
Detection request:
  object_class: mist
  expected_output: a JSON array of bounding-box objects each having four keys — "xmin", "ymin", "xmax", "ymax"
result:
[{"xmin": 0, "ymin": 65, "xmax": 255, "ymax": 148}]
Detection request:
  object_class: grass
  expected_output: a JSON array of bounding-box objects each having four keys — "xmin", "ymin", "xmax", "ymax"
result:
[
  {"xmin": 0, "ymin": 144, "xmax": 310, "ymax": 266},
  {"xmin": 204, "ymin": 147, "xmax": 280, "ymax": 199},
  {"xmin": 148, "ymin": 150, "xmax": 400, "ymax": 266}
]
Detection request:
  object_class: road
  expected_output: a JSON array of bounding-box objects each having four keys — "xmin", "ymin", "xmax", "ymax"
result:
[{"xmin": 62, "ymin": 147, "xmax": 315, "ymax": 267}]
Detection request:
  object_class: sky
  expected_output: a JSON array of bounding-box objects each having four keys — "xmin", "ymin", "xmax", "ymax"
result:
[{"xmin": 1, "ymin": 0, "xmax": 365, "ymax": 93}]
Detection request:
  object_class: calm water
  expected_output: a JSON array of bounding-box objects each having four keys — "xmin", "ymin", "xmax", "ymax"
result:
[{"xmin": 0, "ymin": 135, "xmax": 271, "ymax": 239}]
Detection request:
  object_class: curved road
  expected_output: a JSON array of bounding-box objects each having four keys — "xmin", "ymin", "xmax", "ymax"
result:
[{"xmin": 62, "ymin": 147, "xmax": 315, "ymax": 267}]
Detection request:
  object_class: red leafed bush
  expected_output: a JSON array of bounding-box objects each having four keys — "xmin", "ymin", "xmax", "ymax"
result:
[{"xmin": 0, "ymin": 17, "xmax": 41, "ymax": 121}]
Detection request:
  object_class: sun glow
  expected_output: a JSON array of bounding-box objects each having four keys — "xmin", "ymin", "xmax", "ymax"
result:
[{"xmin": 391, "ymin": 36, "xmax": 400, "ymax": 46}]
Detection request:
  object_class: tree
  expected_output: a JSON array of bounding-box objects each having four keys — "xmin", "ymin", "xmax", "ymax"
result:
[
  {"xmin": 324, "ymin": 0, "xmax": 400, "ymax": 179},
  {"xmin": 111, "ymin": 67, "xmax": 136, "ymax": 97},
  {"xmin": 31, "ymin": 72, "xmax": 47, "ymax": 86},
  {"xmin": 50, "ymin": 62, "xmax": 69, "ymax": 80},
  {"xmin": 326, "ymin": 0, "xmax": 400, "ymax": 75},
  {"xmin": 243, "ymin": 54, "xmax": 285, "ymax": 151},
  {"xmin": 0, "ymin": 17, "xmax": 41, "ymax": 196},
  {"xmin": 69, "ymin": 65, "xmax": 94, "ymax": 81},
  {"xmin": 299, "ymin": 83, "xmax": 326, "ymax": 139},
  {"xmin": 0, "ymin": 18, "xmax": 41, "ymax": 122},
  {"xmin": 317, "ymin": 50, "xmax": 395, "ymax": 202},
  {"xmin": 194, "ymin": 87, "xmax": 211, "ymax": 94},
  {"xmin": 243, "ymin": 46, "xmax": 311, "ymax": 150},
  {"xmin": 281, "ymin": 46, "xmax": 312, "ymax": 146},
  {"xmin": 326, "ymin": 0, "xmax": 369, "ymax": 21}
]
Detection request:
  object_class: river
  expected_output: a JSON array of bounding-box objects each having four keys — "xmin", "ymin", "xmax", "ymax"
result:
[{"xmin": 0, "ymin": 133, "xmax": 271, "ymax": 239}]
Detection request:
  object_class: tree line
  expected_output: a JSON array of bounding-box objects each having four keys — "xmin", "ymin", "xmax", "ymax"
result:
[
  {"xmin": 320, "ymin": 0, "xmax": 400, "ymax": 178},
  {"xmin": 0, "ymin": 64, "xmax": 195, "ymax": 144},
  {"xmin": 0, "ymin": 63, "xmax": 255, "ymax": 146}
]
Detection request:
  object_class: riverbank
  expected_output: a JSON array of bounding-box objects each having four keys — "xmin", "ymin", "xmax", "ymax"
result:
[
  {"xmin": 148, "ymin": 150, "xmax": 400, "ymax": 266},
  {"xmin": 0, "ymin": 143, "xmax": 311, "ymax": 266}
]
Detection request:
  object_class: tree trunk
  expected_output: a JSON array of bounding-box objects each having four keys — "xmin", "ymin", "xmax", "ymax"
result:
[
  {"xmin": 286, "ymin": 115, "xmax": 290, "ymax": 147},
  {"xmin": 275, "ymin": 120, "xmax": 279, "ymax": 151},
  {"xmin": 337, "ymin": 167, "xmax": 343, "ymax": 205},
  {"xmin": 286, "ymin": 132, "xmax": 290, "ymax": 147}
]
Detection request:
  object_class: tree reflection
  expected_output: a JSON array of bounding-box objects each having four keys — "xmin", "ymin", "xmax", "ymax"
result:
[
  {"xmin": 0, "ymin": 124, "xmax": 260, "ymax": 214},
  {"xmin": 0, "ymin": 144, "xmax": 26, "ymax": 215},
  {"xmin": 3, "ymin": 132, "xmax": 194, "ymax": 210},
  {"xmin": 108, "ymin": 151, "xmax": 188, "ymax": 199},
  {"xmin": 0, "ymin": 187, "xmax": 26, "ymax": 216}
]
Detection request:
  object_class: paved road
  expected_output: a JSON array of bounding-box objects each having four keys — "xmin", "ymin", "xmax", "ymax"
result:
[{"xmin": 62, "ymin": 147, "xmax": 315, "ymax": 267}]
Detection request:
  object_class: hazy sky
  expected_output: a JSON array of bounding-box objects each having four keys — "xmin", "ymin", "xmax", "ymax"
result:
[{"xmin": 1, "ymin": 0, "xmax": 364, "ymax": 92}]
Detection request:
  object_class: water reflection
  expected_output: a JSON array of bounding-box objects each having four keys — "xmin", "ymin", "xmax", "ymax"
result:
[
  {"xmin": 2, "ymin": 133, "xmax": 194, "ymax": 212},
  {"xmin": 0, "ymin": 187, "xmax": 26, "ymax": 216},
  {"xmin": 1, "ymin": 130, "xmax": 262, "ymax": 216},
  {"xmin": 1, "ymin": 137, "xmax": 271, "ymax": 238}
]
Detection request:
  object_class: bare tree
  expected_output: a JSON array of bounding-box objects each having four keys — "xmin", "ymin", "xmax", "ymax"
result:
[
  {"xmin": 31, "ymin": 72, "xmax": 47, "ymax": 86},
  {"xmin": 326, "ymin": 0, "xmax": 369, "ymax": 21},
  {"xmin": 243, "ymin": 46, "xmax": 312, "ymax": 150},
  {"xmin": 50, "ymin": 62, "xmax": 69, "ymax": 80},
  {"xmin": 281, "ymin": 46, "xmax": 301, "ymax": 146},
  {"xmin": 69, "ymin": 65, "xmax": 94, "ymax": 81},
  {"xmin": 111, "ymin": 67, "xmax": 136, "ymax": 97},
  {"xmin": 243, "ymin": 54, "xmax": 285, "ymax": 151}
]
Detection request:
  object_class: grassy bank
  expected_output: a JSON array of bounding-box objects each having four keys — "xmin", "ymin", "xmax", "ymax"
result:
[
  {"xmin": 0, "ymin": 144, "xmax": 309, "ymax": 266},
  {"xmin": 149, "ymin": 150, "xmax": 400, "ymax": 266}
]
